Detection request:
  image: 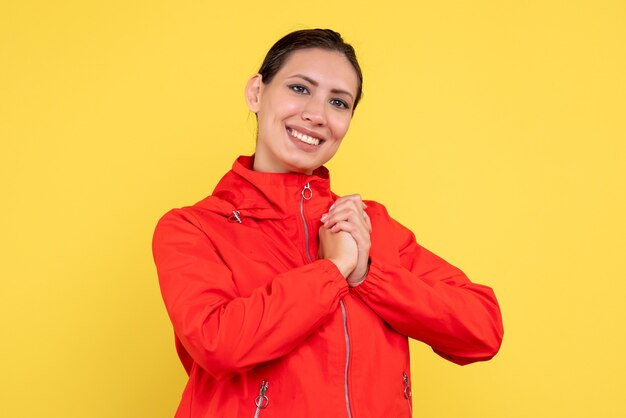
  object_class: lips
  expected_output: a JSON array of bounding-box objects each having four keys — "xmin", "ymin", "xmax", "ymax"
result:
[{"xmin": 287, "ymin": 127, "xmax": 323, "ymax": 146}]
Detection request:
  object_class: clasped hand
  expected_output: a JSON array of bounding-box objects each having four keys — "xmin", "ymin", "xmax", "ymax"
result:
[{"xmin": 318, "ymin": 195, "xmax": 371, "ymax": 287}]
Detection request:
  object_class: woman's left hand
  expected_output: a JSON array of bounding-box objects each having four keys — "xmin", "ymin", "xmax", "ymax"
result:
[{"xmin": 320, "ymin": 194, "xmax": 372, "ymax": 287}]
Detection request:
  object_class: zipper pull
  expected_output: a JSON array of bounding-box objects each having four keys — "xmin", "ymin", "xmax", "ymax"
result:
[
  {"xmin": 301, "ymin": 182, "xmax": 312, "ymax": 200},
  {"xmin": 254, "ymin": 380, "xmax": 269, "ymax": 417},
  {"xmin": 228, "ymin": 210, "xmax": 242, "ymax": 224},
  {"xmin": 403, "ymin": 372, "xmax": 412, "ymax": 399}
]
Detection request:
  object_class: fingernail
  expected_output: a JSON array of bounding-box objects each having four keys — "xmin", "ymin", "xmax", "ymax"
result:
[
  {"xmin": 321, "ymin": 214, "xmax": 328, "ymax": 222},
  {"xmin": 329, "ymin": 203, "xmax": 335, "ymax": 211}
]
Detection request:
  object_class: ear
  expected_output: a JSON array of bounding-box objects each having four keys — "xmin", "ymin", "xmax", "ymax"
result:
[{"xmin": 245, "ymin": 74, "xmax": 263, "ymax": 113}]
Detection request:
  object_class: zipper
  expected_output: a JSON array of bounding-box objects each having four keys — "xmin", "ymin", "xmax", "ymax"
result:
[
  {"xmin": 300, "ymin": 182, "xmax": 313, "ymax": 262},
  {"xmin": 403, "ymin": 371, "xmax": 412, "ymax": 417},
  {"xmin": 253, "ymin": 380, "xmax": 269, "ymax": 418},
  {"xmin": 340, "ymin": 301, "xmax": 353, "ymax": 418},
  {"xmin": 299, "ymin": 182, "xmax": 353, "ymax": 418}
]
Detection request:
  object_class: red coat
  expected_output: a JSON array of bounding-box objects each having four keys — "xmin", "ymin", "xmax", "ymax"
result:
[{"xmin": 152, "ymin": 156, "xmax": 503, "ymax": 418}]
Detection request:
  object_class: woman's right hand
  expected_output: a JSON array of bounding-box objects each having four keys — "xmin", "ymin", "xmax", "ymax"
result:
[{"xmin": 318, "ymin": 226, "xmax": 358, "ymax": 279}]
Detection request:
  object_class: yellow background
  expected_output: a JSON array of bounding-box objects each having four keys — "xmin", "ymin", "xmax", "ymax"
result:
[{"xmin": 1, "ymin": 1, "xmax": 625, "ymax": 417}]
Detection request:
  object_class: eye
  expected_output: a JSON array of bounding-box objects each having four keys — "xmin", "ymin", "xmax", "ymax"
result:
[
  {"xmin": 330, "ymin": 98, "xmax": 350, "ymax": 110},
  {"xmin": 289, "ymin": 84, "xmax": 309, "ymax": 94}
]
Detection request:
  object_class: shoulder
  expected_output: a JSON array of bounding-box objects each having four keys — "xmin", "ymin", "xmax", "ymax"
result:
[{"xmin": 154, "ymin": 194, "xmax": 235, "ymax": 236}]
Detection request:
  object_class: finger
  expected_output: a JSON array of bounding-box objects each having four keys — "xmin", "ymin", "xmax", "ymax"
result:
[
  {"xmin": 329, "ymin": 200, "xmax": 358, "ymax": 215},
  {"xmin": 329, "ymin": 219, "xmax": 371, "ymax": 247},
  {"xmin": 325, "ymin": 200, "xmax": 365, "ymax": 222},
  {"xmin": 329, "ymin": 220, "xmax": 355, "ymax": 234},
  {"xmin": 363, "ymin": 211, "xmax": 372, "ymax": 233},
  {"xmin": 324, "ymin": 209, "xmax": 368, "ymax": 229},
  {"xmin": 329, "ymin": 194, "xmax": 364, "ymax": 211}
]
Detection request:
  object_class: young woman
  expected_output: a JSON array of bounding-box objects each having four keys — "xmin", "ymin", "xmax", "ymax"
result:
[{"xmin": 153, "ymin": 29, "xmax": 503, "ymax": 418}]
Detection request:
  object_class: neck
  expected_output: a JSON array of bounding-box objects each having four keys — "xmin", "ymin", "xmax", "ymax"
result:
[{"xmin": 252, "ymin": 153, "xmax": 314, "ymax": 175}]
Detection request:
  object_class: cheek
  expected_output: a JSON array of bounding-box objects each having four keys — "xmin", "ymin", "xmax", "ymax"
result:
[
  {"xmin": 263, "ymin": 91, "xmax": 300, "ymax": 115},
  {"xmin": 330, "ymin": 116, "xmax": 352, "ymax": 140}
]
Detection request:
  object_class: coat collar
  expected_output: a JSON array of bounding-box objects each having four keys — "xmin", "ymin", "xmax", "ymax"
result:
[{"xmin": 210, "ymin": 155, "xmax": 334, "ymax": 219}]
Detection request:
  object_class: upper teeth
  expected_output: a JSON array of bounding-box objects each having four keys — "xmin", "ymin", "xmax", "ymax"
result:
[{"xmin": 289, "ymin": 128, "xmax": 320, "ymax": 146}]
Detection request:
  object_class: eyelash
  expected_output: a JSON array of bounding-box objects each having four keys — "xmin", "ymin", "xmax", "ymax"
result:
[
  {"xmin": 288, "ymin": 84, "xmax": 350, "ymax": 110},
  {"xmin": 289, "ymin": 84, "xmax": 309, "ymax": 95},
  {"xmin": 330, "ymin": 99, "xmax": 349, "ymax": 110}
]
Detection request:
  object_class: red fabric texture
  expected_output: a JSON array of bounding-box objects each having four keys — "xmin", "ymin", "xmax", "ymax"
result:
[{"xmin": 152, "ymin": 156, "xmax": 503, "ymax": 417}]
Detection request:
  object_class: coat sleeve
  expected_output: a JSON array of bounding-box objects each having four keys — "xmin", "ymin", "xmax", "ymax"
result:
[
  {"xmin": 350, "ymin": 203, "xmax": 503, "ymax": 365},
  {"xmin": 152, "ymin": 208, "xmax": 349, "ymax": 379}
]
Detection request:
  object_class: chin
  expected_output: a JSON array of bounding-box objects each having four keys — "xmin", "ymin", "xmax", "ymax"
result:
[
  {"xmin": 280, "ymin": 154, "xmax": 320, "ymax": 174},
  {"xmin": 287, "ymin": 163, "xmax": 317, "ymax": 175},
  {"xmin": 293, "ymin": 157, "xmax": 329, "ymax": 174}
]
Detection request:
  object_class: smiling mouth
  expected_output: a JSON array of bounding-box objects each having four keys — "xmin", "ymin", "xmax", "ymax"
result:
[{"xmin": 287, "ymin": 128, "xmax": 322, "ymax": 146}]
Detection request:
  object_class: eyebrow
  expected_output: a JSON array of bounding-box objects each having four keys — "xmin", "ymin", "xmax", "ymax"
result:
[{"xmin": 289, "ymin": 74, "xmax": 355, "ymax": 101}]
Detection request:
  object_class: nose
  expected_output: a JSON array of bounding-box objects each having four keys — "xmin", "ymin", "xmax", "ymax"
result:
[{"xmin": 301, "ymin": 97, "xmax": 327, "ymax": 126}]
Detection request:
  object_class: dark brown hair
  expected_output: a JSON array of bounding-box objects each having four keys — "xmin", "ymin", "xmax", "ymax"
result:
[{"xmin": 258, "ymin": 29, "xmax": 363, "ymax": 109}]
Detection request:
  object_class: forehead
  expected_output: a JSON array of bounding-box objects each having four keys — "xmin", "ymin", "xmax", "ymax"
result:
[{"xmin": 276, "ymin": 48, "xmax": 358, "ymax": 94}]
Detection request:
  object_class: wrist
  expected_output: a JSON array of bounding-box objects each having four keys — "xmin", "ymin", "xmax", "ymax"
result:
[
  {"xmin": 329, "ymin": 258, "xmax": 355, "ymax": 278},
  {"xmin": 348, "ymin": 258, "xmax": 371, "ymax": 287}
]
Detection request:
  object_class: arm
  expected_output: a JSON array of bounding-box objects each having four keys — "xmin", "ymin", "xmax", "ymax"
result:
[
  {"xmin": 152, "ymin": 209, "xmax": 349, "ymax": 380},
  {"xmin": 350, "ymin": 204, "xmax": 504, "ymax": 365}
]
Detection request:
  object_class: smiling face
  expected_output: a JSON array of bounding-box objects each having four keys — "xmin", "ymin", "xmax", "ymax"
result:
[{"xmin": 245, "ymin": 48, "xmax": 359, "ymax": 174}]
